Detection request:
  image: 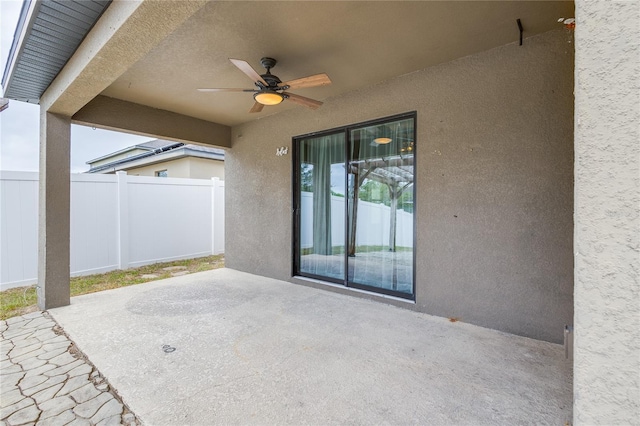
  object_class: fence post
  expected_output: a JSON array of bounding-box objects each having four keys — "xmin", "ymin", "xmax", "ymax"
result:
[
  {"xmin": 116, "ymin": 171, "xmax": 129, "ymax": 269},
  {"xmin": 211, "ymin": 177, "xmax": 219, "ymax": 255}
]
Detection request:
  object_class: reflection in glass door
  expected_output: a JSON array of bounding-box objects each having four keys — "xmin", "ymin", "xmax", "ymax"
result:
[
  {"xmin": 347, "ymin": 119, "xmax": 414, "ymax": 295},
  {"xmin": 295, "ymin": 113, "xmax": 415, "ymax": 299},
  {"xmin": 297, "ymin": 133, "xmax": 346, "ymax": 282}
]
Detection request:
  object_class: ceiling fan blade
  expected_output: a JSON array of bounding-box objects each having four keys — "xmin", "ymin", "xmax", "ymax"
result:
[
  {"xmin": 230, "ymin": 59, "xmax": 268, "ymax": 86},
  {"xmin": 280, "ymin": 73, "xmax": 331, "ymax": 90},
  {"xmin": 249, "ymin": 102, "xmax": 264, "ymax": 113},
  {"xmin": 284, "ymin": 92, "xmax": 323, "ymax": 110},
  {"xmin": 197, "ymin": 88, "xmax": 256, "ymax": 92}
]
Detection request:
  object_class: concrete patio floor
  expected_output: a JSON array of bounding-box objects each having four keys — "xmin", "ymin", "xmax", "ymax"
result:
[{"xmin": 49, "ymin": 268, "xmax": 572, "ymax": 425}]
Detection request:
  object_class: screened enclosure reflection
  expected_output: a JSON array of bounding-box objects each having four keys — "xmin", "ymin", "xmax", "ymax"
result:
[
  {"xmin": 295, "ymin": 114, "xmax": 415, "ymax": 298},
  {"xmin": 347, "ymin": 118, "xmax": 414, "ymax": 294},
  {"xmin": 298, "ymin": 133, "xmax": 346, "ymax": 281}
]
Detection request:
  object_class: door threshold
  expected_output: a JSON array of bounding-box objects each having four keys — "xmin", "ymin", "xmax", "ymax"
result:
[{"xmin": 293, "ymin": 275, "xmax": 416, "ymax": 304}]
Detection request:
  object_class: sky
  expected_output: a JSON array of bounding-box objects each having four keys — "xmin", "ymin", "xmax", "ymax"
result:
[{"xmin": 0, "ymin": 0, "xmax": 153, "ymax": 173}]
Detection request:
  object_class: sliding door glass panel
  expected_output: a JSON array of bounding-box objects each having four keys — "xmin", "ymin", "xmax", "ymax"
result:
[
  {"xmin": 347, "ymin": 118, "xmax": 414, "ymax": 294},
  {"xmin": 298, "ymin": 133, "xmax": 346, "ymax": 281}
]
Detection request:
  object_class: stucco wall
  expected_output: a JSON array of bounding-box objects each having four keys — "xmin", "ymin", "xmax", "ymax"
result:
[
  {"xmin": 574, "ymin": 0, "xmax": 640, "ymax": 423},
  {"xmin": 226, "ymin": 30, "xmax": 574, "ymax": 343}
]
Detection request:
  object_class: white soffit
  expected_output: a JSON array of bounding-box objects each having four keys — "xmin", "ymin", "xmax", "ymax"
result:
[{"xmin": 2, "ymin": 0, "xmax": 110, "ymax": 103}]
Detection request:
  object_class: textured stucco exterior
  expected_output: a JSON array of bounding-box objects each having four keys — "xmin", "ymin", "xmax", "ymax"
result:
[
  {"xmin": 40, "ymin": 1, "xmax": 207, "ymax": 116},
  {"xmin": 573, "ymin": 0, "xmax": 640, "ymax": 423},
  {"xmin": 37, "ymin": 112, "xmax": 71, "ymax": 309},
  {"xmin": 226, "ymin": 30, "xmax": 574, "ymax": 343}
]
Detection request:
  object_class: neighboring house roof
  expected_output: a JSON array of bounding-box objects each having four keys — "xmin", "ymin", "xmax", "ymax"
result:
[
  {"xmin": 86, "ymin": 139, "xmax": 181, "ymax": 164},
  {"xmin": 2, "ymin": 0, "xmax": 111, "ymax": 103},
  {"xmin": 86, "ymin": 139, "xmax": 224, "ymax": 174}
]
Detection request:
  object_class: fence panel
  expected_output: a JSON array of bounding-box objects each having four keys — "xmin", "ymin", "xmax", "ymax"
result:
[
  {"xmin": 126, "ymin": 176, "xmax": 213, "ymax": 267},
  {"xmin": 70, "ymin": 174, "xmax": 119, "ymax": 276},
  {"xmin": 0, "ymin": 171, "xmax": 225, "ymax": 291},
  {"xmin": 299, "ymin": 192, "xmax": 413, "ymax": 249},
  {"xmin": 0, "ymin": 172, "xmax": 39, "ymax": 288}
]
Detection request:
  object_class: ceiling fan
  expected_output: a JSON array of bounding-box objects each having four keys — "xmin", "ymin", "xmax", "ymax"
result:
[{"xmin": 198, "ymin": 57, "xmax": 331, "ymax": 113}]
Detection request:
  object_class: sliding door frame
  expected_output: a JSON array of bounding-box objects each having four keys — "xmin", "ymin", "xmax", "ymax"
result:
[{"xmin": 292, "ymin": 112, "xmax": 417, "ymax": 300}]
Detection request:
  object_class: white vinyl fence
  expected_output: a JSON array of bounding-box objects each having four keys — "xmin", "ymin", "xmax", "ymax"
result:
[
  {"xmin": 300, "ymin": 192, "xmax": 413, "ymax": 249},
  {"xmin": 0, "ymin": 171, "xmax": 224, "ymax": 290}
]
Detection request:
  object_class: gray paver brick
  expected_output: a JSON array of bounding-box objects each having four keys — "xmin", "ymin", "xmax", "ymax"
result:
[
  {"xmin": 29, "ymin": 328, "xmax": 58, "ymax": 342},
  {"xmin": 32, "ymin": 382, "xmax": 65, "ymax": 405},
  {"xmin": 37, "ymin": 409, "xmax": 76, "ymax": 426},
  {"xmin": 38, "ymin": 396, "xmax": 76, "ymax": 419},
  {"xmin": 57, "ymin": 374, "xmax": 90, "ymax": 397},
  {"xmin": 122, "ymin": 413, "xmax": 136, "ymax": 425},
  {"xmin": 66, "ymin": 364, "xmax": 92, "ymax": 378},
  {"xmin": 36, "ymin": 347, "xmax": 68, "ymax": 362},
  {"xmin": 22, "ymin": 316, "xmax": 54, "ymax": 329},
  {"xmin": 0, "ymin": 371, "xmax": 24, "ymax": 389},
  {"xmin": 11, "ymin": 348, "xmax": 46, "ymax": 364},
  {"xmin": 67, "ymin": 418, "xmax": 91, "ymax": 426},
  {"xmin": 48, "ymin": 352, "xmax": 77, "ymax": 367},
  {"xmin": 2, "ymin": 313, "xmax": 137, "ymax": 426},
  {"xmin": 8, "ymin": 342, "xmax": 42, "ymax": 359},
  {"xmin": 0, "ymin": 398, "xmax": 34, "ymax": 420},
  {"xmin": 2, "ymin": 329, "xmax": 33, "ymax": 342},
  {"xmin": 23, "ymin": 362, "xmax": 56, "ymax": 377},
  {"xmin": 13, "ymin": 338, "xmax": 41, "ymax": 349},
  {"xmin": 41, "ymin": 335, "xmax": 71, "ymax": 347},
  {"xmin": 18, "ymin": 374, "xmax": 48, "ymax": 391},
  {"xmin": 21, "ymin": 374, "xmax": 66, "ymax": 397},
  {"xmin": 0, "ymin": 389, "xmax": 24, "ymax": 408},
  {"xmin": 6, "ymin": 403, "xmax": 40, "ymax": 425},
  {"xmin": 44, "ymin": 360, "xmax": 83, "ymax": 378},
  {"xmin": 95, "ymin": 383, "xmax": 109, "ymax": 392},
  {"xmin": 91, "ymin": 399, "xmax": 123, "ymax": 425},
  {"xmin": 69, "ymin": 383, "xmax": 101, "ymax": 405},
  {"xmin": 96, "ymin": 414, "xmax": 122, "ymax": 426},
  {"xmin": 0, "ymin": 343, "xmax": 14, "ymax": 357},
  {"xmin": 5, "ymin": 316, "xmax": 26, "ymax": 325},
  {"xmin": 0, "ymin": 363, "xmax": 22, "ymax": 375},
  {"xmin": 17, "ymin": 356, "xmax": 46, "ymax": 372},
  {"xmin": 22, "ymin": 312, "xmax": 44, "ymax": 320},
  {"xmin": 73, "ymin": 392, "xmax": 112, "ymax": 419}
]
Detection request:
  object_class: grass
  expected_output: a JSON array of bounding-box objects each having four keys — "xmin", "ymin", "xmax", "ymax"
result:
[{"xmin": 0, "ymin": 254, "xmax": 224, "ymax": 321}]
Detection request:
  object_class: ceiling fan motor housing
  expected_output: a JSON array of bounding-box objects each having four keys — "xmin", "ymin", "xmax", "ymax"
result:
[{"xmin": 257, "ymin": 57, "xmax": 287, "ymax": 90}]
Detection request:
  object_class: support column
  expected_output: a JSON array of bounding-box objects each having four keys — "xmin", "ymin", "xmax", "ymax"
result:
[
  {"xmin": 574, "ymin": 0, "xmax": 639, "ymax": 423},
  {"xmin": 37, "ymin": 111, "xmax": 71, "ymax": 309}
]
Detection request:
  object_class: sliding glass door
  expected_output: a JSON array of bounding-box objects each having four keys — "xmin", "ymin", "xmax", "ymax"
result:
[
  {"xmin": 294, "ymin": 113, "xmax": 415, "ymax": 299},
  {"xmin": 297, "ymin": 132, "xmax": 346, "ymax": 282}
]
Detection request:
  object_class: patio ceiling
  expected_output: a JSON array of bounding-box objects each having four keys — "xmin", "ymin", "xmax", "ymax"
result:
[
  {"xmin": 101, "ymin": 1, "xmax": 573, "ymax": 127},
  {"xmin": 4, "ymin": 1, "xmax": 573, "ymax": 128}
]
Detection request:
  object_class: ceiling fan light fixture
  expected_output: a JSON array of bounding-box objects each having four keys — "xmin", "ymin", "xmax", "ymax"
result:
[
  {"xmin": 373, "ymin": 137, "xmax": 393, "ymax": 145},
  {"xmin": 254, "ymin": 91, "xmax": 284, "ymax": 106}
]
